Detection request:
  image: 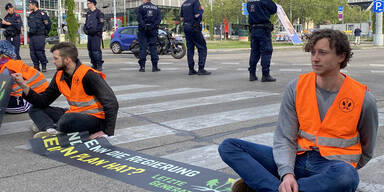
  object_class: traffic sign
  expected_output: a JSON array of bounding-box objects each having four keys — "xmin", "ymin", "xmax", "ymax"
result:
[
  {"xmin": 338, "ymin": 6, "xmax": 343, "ymax": 12},
  {"xmin": 242, "ymin": 3, "xmax": 248, "ymax": 16},
  {"xmin": 373, "ymin": 0, "xmax": 384, "ymax": 13}
]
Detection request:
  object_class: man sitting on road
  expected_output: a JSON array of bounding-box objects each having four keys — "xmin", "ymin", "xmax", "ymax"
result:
[
  {"xmin": 218, "ymin": 29, "xmax": 378, "ymax": 192},
  {"xmin": 11, "ymin": 42, "xmax": 119, "ymax": 139},
  {"xmin": 0, "ymin": 40, "xmax": 48, "ymax": 113}
]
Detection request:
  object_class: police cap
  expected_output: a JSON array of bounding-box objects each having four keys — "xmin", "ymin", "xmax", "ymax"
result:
[
  {"xmin": 5, "ymin": 3, "xmax": 13, "ymax": 10},
  {"xmin": 29, "ymin": 0, "xmax": 39, "ymax": 6},
  {"xmin": 88, "ymin": 0, "xmax": 97, "ymax": 5}
]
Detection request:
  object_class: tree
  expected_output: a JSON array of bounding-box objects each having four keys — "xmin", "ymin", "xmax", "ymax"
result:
[
  {"xmin": 65, "ymin": 0, "xmax": 78, "ymax": 43},
  {"xmin": 48, "ymin": 17, "xmax": 58, "ymax": 37}
]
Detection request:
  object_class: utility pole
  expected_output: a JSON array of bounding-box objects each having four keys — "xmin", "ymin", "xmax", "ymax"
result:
[
  {"xmin": 123, "ymin": 0, "xmax": 126, "ymax": 26},
  {"xmin": 58, "ymin": 0, "xmax": 62, "ymax": 34},
  {"xmin": 113, "ymin": 0, "xmax": 117, "ymax": 30},
  {"xmin": 23, "ymin": 0, "xmax": 27, "ymax": 44},
  {"xmin": 374, "ymin": 12, "xmax": 383, "ymax": 45}
]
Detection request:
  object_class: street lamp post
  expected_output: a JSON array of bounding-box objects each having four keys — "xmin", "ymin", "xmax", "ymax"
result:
[
  {"xmin": 23, "ymin": 0, "xmax": 27, "ymax": 45},
  {"xmin": 123, "ymin": 0, "xmax": 126, "ymax": 26}
]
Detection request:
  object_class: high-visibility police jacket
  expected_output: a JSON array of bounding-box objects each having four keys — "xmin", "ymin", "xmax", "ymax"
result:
[
  {"xmin": 0, "ymin": 59, "xmax": 48, "ymax": 96},
  {"xmin": 296, "ymin": 72, "xmax": 367, "ymax": 167},
  {"xmin": 55, "ymin": 64, "xmax": 105, "ymax": 119}
]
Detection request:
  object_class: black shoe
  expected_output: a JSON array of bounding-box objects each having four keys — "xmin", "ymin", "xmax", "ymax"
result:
[
  {"xmin": 249, "ymin": 73, "xmax": 257, "ymax": 81},
  {"xmin": 197, "ymin": 69, "xmax": 211, "ymax": 75},
  {"xmin": 42, "ymin": 68, "xmax": 47, "ymax": 73},
  {"xmin": 152, "ymin": 67, "xmax": 161, "ymax": 72},
  {"xmin": 261, "ymin": 75, "xmax": 276, "ymax": 82},
  {"xmin": 188, "ymin": 69, "xmax": 197, "ymax": 75},
  {"xmin": 139, "ymin": 67, "xmax": 145, "ymax": 72}
]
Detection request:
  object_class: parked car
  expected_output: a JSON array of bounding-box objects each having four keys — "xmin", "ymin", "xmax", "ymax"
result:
[
  {"xmin": 46, "ymin": 36, "xmax": 59, "ymax": 44},
  {"xmin": 110, "ymin": 26, "xmax": 138, "ymax": 54}
]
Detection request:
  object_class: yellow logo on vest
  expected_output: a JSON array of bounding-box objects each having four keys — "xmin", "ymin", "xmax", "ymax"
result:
[{"xmin": 339, "ymin": 98, "xmax": 354, "ymax": 113}]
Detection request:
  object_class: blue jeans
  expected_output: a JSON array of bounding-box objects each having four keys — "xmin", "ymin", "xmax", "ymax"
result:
[
  {"xmin": 29, "ymin": 106, "xmax": 105, "ymax": 134},
  {"xmin": 218, "ymin": 138, "xmax": 359, "ymax": 192}
]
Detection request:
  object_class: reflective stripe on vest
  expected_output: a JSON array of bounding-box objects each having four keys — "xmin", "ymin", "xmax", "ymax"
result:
[
  {"xmin": 56, "ymin": 64, "xmax": 106, "ymax": 119},
  {"xmin": 0, "ymin": 60, "xmax": 48, "ymax": 96},
  {"xmin": 296, "ymin": 72, "xmax": 366, "ymax": 167}
]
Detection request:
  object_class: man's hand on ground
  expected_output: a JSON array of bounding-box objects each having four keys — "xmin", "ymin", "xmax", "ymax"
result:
[
  {"xmin": 89, "ymin": 131, "xmax": 107, "ymax": 139},
  {"xmin": 279, "ymin": 174, "xmax": 298, "ymax": 192}
]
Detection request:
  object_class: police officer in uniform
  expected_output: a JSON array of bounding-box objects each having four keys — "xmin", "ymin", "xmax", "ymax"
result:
[
  {"xmin": 1, "ymin": 3, "xmax": 22, "ymax": 60},
  {"xmin": 137, "ymin": 0, "xmax": 161, "ymax": 72},
  {"xmin": 83, "ymin": 0, "xmax": 104, "ymax": 71},
  {"xmin": 247, "ymin": 0, "xmax": 276, "ymax": 82},
  {"xmin": 180, "ymin": 0, "xmax": 210, "ymax": 75},
  {"xmin": 27, "ymin": 0, "xmax": 51, "ymax": 72}
]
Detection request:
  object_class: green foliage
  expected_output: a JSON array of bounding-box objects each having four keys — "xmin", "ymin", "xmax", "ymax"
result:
[
  {"xmin": 49, "ymin": 17, "xmax": 58, "ymax": 37},
  {"xmin": 65, "ymin": 0, "xmax": 79, "ymax": 43}
]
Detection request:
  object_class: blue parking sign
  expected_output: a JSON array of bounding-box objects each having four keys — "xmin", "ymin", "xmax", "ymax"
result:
[
  {"xmin": 338, "ymin": 6, "xmax": 343, "ymax": 12},
  {"xmin": 373, "ymin": 0, "xmax": 384, "ymax": 13}
]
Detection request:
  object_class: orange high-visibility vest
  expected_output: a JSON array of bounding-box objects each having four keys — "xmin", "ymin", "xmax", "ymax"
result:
[
  {"xmin": 296, "ymin": 72, "xmax": 366, "ymax": 167},
  {"xmin": 55, "ymin": 64, "xmax": 106, "ymax": 119},
  {"xmin": 0, "ymin": 59, "xmax": 48, "ymax": 96}
]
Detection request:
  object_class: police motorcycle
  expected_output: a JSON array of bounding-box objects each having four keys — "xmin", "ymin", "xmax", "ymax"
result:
[{"xmin": 129, "ymin": 28, "xmax": 186, "ymax": 59}]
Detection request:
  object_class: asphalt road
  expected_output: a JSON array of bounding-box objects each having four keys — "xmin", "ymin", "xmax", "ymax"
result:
[{"xmin": 0, "ymin": 45, "xmax": 383, "ymax": 192}]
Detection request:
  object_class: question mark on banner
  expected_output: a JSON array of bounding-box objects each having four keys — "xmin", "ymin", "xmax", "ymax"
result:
[{"xmin": 127, "ymin": 168, "xmax": 145, "ymax": 175}]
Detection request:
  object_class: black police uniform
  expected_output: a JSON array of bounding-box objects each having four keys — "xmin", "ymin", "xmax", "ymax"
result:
[
  {"xmin": 180, "ymin": 0, "xmax": 210, "ymax": 75},
  {"xmin": 1, "ymin": 4, "xmax": 22, "ymax": 60},
  {"xmin": 28, "ymin": 7, "xmax": 51, "ymax": 72},
  {"xmin": 247, "ymin": 0, "xmax": 277, "ymax": 82},
  {"xmin": 84, "ymin": 8, "xmax": 104, "ymax": 71},
  {"xmin": 137, "ymin": 1, "xmax": 161, "ymax": 72}
]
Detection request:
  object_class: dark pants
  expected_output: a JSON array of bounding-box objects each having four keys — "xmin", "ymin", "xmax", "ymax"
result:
[
  {"xmin": 184, "ymin": 25, "xmax": 207, "ymax": 70},
  {"xmin": 87, "ymin": 35, "xmax": 104, "ymax": 71},
  {"xmin": 219, "ymin": 138, "xmax": 359, "ymax": 192},
  {"xmin": 29, "ymin": 35, "xmax": 48, "ymax": 70},
  {"xmin": 6, "ymin": 34, "xmax": 21, "ymax": 60},
  {"xmin": 248, "ymin": 28, "xmax": 273, "ymax": 76},
  {"xmin": 138, "ymin": 29, "xmax": 159, "ymax": 68},
  {"xmin": 29, "ymin": 106, "xmax": 105, "ymax": 134}
]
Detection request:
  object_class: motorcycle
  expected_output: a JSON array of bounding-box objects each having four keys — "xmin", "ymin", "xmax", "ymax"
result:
[{"xmin": 128, "ymin": 28, "xmax": 186, "ymax": 59}]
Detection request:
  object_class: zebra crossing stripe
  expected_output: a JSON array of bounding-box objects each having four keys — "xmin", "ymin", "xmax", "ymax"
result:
[
  {"xmin": 371, "ymin": 70, "xmax": 384, "ymax": 74},
  {"xmin": 52, "ymin": 88, "xmax": 212, "ymax": 108},
  {"xmin": 369, "ymin": 64, "xmax": 384, "ymax": 67},
  {"xmin": 120, "ymin": 68, "xmax": 180, "ymax": 71},
  {"xmin": 118, "ymin": 91, "xmax": 279, "ymax": 117},
  {"xmin": 280, "ymin": 68, "xmax": 302, "ymax": 72},
  {"xmin": 161, "ymin": 132, "xmax": 274, "ymax": 170},
  {"xmin": 110, "ymin": 103, "xmax": 280, "ymax": 145},
  {"xmin": 0, "ymin": 91, "xmax": 274, "ymax": 136},
  {"xmin": 110, "ymin": 84, "xmax": 159, "ymax": 92}
]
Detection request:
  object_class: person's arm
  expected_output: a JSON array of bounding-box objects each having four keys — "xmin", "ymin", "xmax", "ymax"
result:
[
  {"xmin": 194, "ymin": 1, "xmax": 201, "ymax": 18},
  {"xmin": 264, "ymin": 0, "xmax": 277, "ymax": 14},
  {"xmin": 273, "ymin": 79, "xmax": 299, "ymax": 178},
  {"xmin": 83, "ymin": 71, "xmax": 119, "ymax": 137},
  {"xmin": 273, "ymin": 79, "xmax": 300, "ymax": 192},
  {"xmin": 137, "ymin": 7, "xmax": 145, "ymax": 28},
  {"xmin": 156, "ymin": 7, "xmax": 161, "ymax": 26},
  {"xmin": 96, "ymin": 10, "xmax": 104, "ymax": 34},
  {"xmin": 12, "ymin": 72, "xmax": 61, "ymax": 107},
  {"xmin": 15, "ymin": 15, "xmax": 23, "ymax": 31},
  {"xmin": 356, "ymin": 91, "xmax": 378, "ymax": 169},
  {"xmin": 180, "ymin": 6, "xmax": 184, "ymax": 22}
]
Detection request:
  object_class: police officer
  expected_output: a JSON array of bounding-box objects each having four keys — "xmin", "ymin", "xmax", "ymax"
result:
[
  {"xmin": 137, "ymin": 0, "xmax": 161, "ymax": 72},
  {"xmin": 247, "ymin": 0, "xmax": 276, "ymax": 82},
  {"xmin": 1, "ymin": 3, "xmax": 22, "ymax": 60},
  {"xmin": 27, "ymin": 0, "xmax": 51, "ymax": 72},
  {"xmin": 180, "ymin": 0, "xmax": 210, "ymax": 75},
  {"xmin": 83, "ymin": 0, "xmax": 104, "ymax": 71}
]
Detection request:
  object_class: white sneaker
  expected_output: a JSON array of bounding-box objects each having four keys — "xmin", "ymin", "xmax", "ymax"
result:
[
  {"xmin": 33, "ymin": 131, "xmax": 52, "ymax": 138},
  {"xmin": 29, "ymin": 123, "xmax": 40, "ymax": 133},
  {"xmin": 46, "ymin": 128, "xmax": 61, "ymax": 135}
]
